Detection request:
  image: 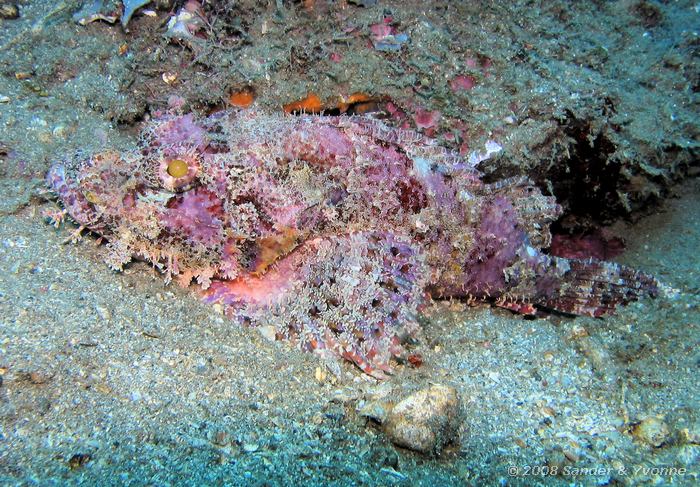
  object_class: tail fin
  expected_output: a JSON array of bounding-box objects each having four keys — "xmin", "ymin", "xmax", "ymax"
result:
[{"xmin": 539, "ymin": 257, "xmax": 660, "ymax": 317}]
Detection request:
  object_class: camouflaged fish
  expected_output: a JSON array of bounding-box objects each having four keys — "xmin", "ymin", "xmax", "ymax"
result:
[{"xmin": 46, "ymin": 111, "xmax": 659, "ymax": 377}]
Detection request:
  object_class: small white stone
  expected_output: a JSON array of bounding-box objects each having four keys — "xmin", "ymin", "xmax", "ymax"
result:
[
  {"xmin": 258, "ymin": 325, "xmax": 276, "ymax": 342},
  {"xmin": 242, "ymin": 442, "xmax": 259, "ymax": 453},
  {"xmin": 53, "ymin": 125, "xmax": 67, "ymax": 138},
  {"xmin": 95, "ymin": 304, "xmax": 112, "ymax": 321}
]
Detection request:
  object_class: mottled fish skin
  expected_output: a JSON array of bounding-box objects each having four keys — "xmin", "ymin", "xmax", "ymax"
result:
[{"xmin": 46, "ymin": 111, "xmax": 659, "ymax": 377}]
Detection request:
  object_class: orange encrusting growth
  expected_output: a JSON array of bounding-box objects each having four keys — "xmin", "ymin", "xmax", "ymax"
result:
[
  {"xmin": 337, "ymin": 92, "xmax": 375, "ymax": 113},
  {"xmin": 283, "ymin": 92, "xmax": 382, "ymax": 115},
  {"xmin": 228, "ymin": 88, "xmax": 256, "ymax": 108},
  {"xmin": 283, "ymin": 93, "xmax": 324, "ymax": 114}
]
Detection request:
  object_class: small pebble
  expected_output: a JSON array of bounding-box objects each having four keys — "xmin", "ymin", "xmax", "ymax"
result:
[
  {"xmin": 632, "ymin": 417, "xmax": 670, "ymax": 447},
  {"xmin": 540, "ymin": 405, "xmax": 557, "ymax": 418},
  {"xmin": 570, "ymin": 324, "xmax": 589, "ymax": 339},
  {"xmin": 258, "ymin": 325, "xmax": 276, "ymax": 342},
  {"xmin": 242, "ymin": 442, "xmax": 259, "ymax": 453},
  {"xmin": 681, "ymin": 423, "xmax": 700, "ymax": 444},
  {"xmin": 68, "ymin": 453, "xmax": 91, "ymax": 470},
  {"xmin": 52, "ymin": 125, "xmax": 67, "ymax": 139},
  {"xmin": 27, "ymin": 371, "xmax": 49, "ymax": 384},
  {"xmin": 384, "ymin": 384, "xmax": 460, "ymax": 454},
  {"xmin": 213, "ymin": 430, "xmax": 228, "ymax": 445},
  {"xmin": 357, "ymin": 400, "xmax": 388, "ymax": 423},
  {"xmin": 0, "ymin": 3, "xmax": 19, "ymax": 19},
  {"xmin": 95, "ymin": 304, "xmax": 112, "ymax": 321},
  {"xmin": 162, "ymin": 72, "xmax": 177, "ymax": 85}
]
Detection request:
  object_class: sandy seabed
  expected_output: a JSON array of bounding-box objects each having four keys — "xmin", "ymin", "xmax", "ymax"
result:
[{"xmin": 1, "ymin": 1, "xmax": 698, "ymax": 485}]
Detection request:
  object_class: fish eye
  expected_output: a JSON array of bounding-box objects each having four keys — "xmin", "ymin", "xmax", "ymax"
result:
[
  {"xmin": 158, "ymin": 155, "xmax": 199, "ymax": 191},
  {"xmin": 167, "ymin": 159, "xmax": 189, "ymax": 178}
]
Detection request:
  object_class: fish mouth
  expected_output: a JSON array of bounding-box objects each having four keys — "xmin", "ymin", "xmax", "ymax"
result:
[{"xmin": 46, "ymin": 163, "xmax": 102, "ymax": 229}]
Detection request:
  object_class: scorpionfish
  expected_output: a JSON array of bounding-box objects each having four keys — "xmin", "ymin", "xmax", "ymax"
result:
[{"xmin": 47, "ymin": 111, "xmax": 659, "ymax": 378}]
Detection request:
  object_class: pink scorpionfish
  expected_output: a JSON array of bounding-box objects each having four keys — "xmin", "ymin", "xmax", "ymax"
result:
[{"xmin": 47, "ymin": 111, "xmax": 659, "ymax": 378}]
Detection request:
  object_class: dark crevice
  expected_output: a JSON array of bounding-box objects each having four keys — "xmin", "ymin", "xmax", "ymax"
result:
[{"xmin": 547, "ymin": 112, "xmax": 625, "ymax": 234}]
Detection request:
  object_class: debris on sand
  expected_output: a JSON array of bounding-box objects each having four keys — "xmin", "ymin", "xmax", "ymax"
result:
[{"xmin": 369, "ymin": 19, "xmax": 409, "ymax": 52}]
